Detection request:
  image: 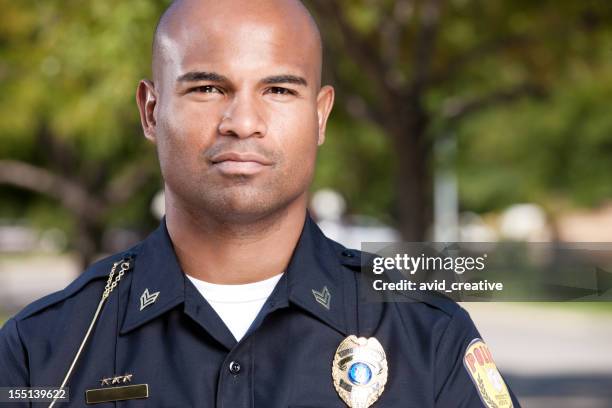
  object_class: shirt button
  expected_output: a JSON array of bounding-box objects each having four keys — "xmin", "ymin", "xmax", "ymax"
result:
[{"xmin": 229, "ymin": 361, "xmax": 241, "ymax": 375}]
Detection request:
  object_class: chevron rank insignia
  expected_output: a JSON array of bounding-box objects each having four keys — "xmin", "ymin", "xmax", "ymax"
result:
[
  {"xmin": 139, "ymin": 288, "xmax": 160, "ymax": 311},
  {"xmin": 312, "ymin": 286, "xmax": 331, "ymax": 310}
]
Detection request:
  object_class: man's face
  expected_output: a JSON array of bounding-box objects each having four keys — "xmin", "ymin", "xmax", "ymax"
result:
[{"xmin": 138, "ymin": 5, "xmax": 334, "ymax": 222}]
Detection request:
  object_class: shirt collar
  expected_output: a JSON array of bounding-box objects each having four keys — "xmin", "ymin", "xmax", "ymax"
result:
[
  {"xmin": 120, "ymin": 219, "xmax": 185, "ymax": 334},
  {"xmin": 284, "ymin": 211, "xmax": 353, "ymax": 335},
  {"xmin": 120, "ymin": 211, "xmax": 355, "ymax": 336}
]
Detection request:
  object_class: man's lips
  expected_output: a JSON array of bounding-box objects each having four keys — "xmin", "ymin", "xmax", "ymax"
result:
[
  {"xmin": 210, "ymin": 152, "xmax": 273, "ymax": 166},
  {"xmin": 210, "ymin": 152, "xmax": 273, "ymax": 175}
]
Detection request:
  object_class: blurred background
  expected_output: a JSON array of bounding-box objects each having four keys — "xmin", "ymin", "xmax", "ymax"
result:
[{"xmin": 1, "ymin": 0, "xmax": 612, "ymax": 406}]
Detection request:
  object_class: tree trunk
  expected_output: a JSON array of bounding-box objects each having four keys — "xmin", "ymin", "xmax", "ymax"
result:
[
  {"xmin": 391, "ymin": 109, "xmax": 432, "ymax": 242},
  {"xmin": 75, "ymin": 217, "xmax": 105, "ymax": 270}
]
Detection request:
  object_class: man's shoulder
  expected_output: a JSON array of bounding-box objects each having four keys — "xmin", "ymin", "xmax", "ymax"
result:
[
  {"xmin": 12, "ymin": 247, "xmax": 139, "ymax": 323},
  {"xmin": 324, "ymin": 236, "xmax": 462, "ymax": 319},
  {"xmin": 325, "ymin": 237, "xmax": 362, "ymax": 269}
]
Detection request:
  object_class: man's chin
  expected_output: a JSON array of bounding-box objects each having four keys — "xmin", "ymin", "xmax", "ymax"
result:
[{"xmin": 202, "ymin": 190, "xmax": 284, "ymax": 223}]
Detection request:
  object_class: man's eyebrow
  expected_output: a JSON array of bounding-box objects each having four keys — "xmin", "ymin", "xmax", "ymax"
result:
[
  {"xmin": 261, "ymin": 75, "xmax": 308, "ymax": 87},
  {"xmin": 177, "ymin": 71, "xmax": 229, "ymax": 83},
  {"xmin": 176, "ymin": 72, "xmax": 308, "ymax": 87}
]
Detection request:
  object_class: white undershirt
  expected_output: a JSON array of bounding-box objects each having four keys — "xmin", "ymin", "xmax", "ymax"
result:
[{"xmin": 186, "ymin": 273, "xmax": 283, "ymax": 341}]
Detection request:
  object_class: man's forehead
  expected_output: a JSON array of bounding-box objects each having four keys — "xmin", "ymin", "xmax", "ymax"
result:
[{"xmin": 152, "ymin": 0, "xmax": 322, "ymax": 86}]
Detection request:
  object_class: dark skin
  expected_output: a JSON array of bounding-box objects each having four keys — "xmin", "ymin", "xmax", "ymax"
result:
[{"xmin": 136, "ymin": 0, "xmax": 335, "ymax": 284}]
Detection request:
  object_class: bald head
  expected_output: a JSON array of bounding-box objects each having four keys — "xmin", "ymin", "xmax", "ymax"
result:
[
  {"xmin": 151, "ymin": 0, "xmax": 323, "ymax": 88},
  {"xmin": 136, "ymin": 0, "xmax": 335, "ymax": 228}
]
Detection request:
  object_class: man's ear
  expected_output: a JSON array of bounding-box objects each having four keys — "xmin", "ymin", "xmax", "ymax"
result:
[
  {"xmin": 316, "ymin": 85, "xmax": 335, "ymax": 146},
  {"xmin": 136, "ymin": 79, "xmax": 158, "ymax": 143}
]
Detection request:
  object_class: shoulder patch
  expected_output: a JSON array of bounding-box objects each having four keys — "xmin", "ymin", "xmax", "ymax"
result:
[
  {"xmin": 463, "ymin": 338, "xmax": 514, "ymax": 408},
  {"xmin": 13, "ymin": 249, "xmax": 138, "ymax": 321}
]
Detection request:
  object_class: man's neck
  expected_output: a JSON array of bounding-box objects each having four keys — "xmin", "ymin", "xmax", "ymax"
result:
[{"xmin": 165, "ymin": 194, "xmax": 308, "ymax": 284}]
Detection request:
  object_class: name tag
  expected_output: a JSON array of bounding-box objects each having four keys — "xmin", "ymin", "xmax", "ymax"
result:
[{"xmin": 86, "ymin": 384, "xmax": 149, "ymax": 404}]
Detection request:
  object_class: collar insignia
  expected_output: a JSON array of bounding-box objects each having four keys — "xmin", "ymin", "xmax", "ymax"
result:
[
  {"xmin": 312, "ymin": 286, "xmax": 331, "ymax": 310},
  {"xmin": 139, "ymin": 288, "xmax": 160, "ymax": 311}
]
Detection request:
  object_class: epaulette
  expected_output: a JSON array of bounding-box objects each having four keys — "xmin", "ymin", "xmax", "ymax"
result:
[
  {"xmin": 375, "ymin": 264, "xmax": 461, "ymax": 317},
  {"xmin": 395, "ymin": 288, "xmax": 461, "ymax": 317},
  {"xmin": 329, "ymin": 240, "xmax": 460, "ymax": 317},
  {"xmin": 13, "ymin": 246, "xmax": 139, "ymax": 321},
  {"xmin": 328, "ymin": 240, "xmax": 373, "ymax": 270},
  {"xmin": 337, "ymin": 247, "xmax": 361, "ymax": 269}
]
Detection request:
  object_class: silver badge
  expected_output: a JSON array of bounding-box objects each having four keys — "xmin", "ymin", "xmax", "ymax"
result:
[
  {"xmin": 332, "ymin": 335, "xmax": 388, "ymax": 408},
  {"xmin": 139, "ymin": 288, "xmax": 160, "ymax": 311}
]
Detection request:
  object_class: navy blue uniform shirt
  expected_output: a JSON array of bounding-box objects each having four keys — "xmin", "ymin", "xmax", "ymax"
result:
[{"xmin": 0, "ymin": 213, "xmax": 521, "ymax": 407}]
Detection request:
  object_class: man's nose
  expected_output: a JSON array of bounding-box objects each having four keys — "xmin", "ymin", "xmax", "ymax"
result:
[{"xmin": 218, "ymin": 94, "xmax": 267, "ymax": 139}]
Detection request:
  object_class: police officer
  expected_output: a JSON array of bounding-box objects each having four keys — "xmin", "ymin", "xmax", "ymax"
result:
[{"xmin": 0, "ymin": 0, "xmax": 521, "ymax": 407}]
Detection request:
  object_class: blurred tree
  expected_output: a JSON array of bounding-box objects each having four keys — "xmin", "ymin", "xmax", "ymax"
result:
[
  {"xmin": 458, "ymin": 62, "xmax": 612, "ymax": 230},
  {"xmin": 1, "ymin": 0, "xmax": 612, "ymax": 266},
  {"xmin": 0, "ymin": 0, "xmax": 171, "ymax": 265},
  {"xmin": 306, "ymin": 0, "xmax": 612, "ymax": 240}
]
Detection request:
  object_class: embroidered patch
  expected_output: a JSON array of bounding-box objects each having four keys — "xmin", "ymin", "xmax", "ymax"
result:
[{"xmin": 463, "ymin": 338, "xmax": 513, "ymax": 408}]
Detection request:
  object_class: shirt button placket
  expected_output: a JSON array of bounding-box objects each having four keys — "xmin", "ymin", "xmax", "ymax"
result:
[{"xmin": 217, "ymin": 344, "xmax": 252, "ymax": 408}]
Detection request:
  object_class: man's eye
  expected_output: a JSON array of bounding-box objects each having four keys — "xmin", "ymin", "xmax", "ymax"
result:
[
  {"xmin": 267, "ymin": 87, "xmax": 296, "ymax": 95},
  {"xmin": 191, "ymin": 85, "xmax": 221, "ymax": 94}
]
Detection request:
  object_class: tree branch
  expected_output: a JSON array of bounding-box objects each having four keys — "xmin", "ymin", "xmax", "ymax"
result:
[
  {"xmin": 308, "ymin": 0, "xmax": 397, "ymax": 107},
  {"xmin": 322, "ymin": 49, "xmax": 387, "ymax": 126},
  {"xmin": 441, "ymin": 83, "xmax": 546, "ymax": 122},
  {"xmin": 378, "ymin": 0, "xmax": 412, "ymax": 71},
  {"xmin": 35, "ymin": 124, "xmax": 80, "ymax": 178},
  {"xmin": 430, "ymin": 34, "xmax": 532, "ymax": 86},
  {"xmin": 0, "ymin": 159, "xmax": 105, "ymax": 220},
  {"xmin": 409, "ymin": 0, "xmax": 444, "ymax": 95},
  {"xmin": 104, "ymin": 157, "xmax": 157, "ymax": 204}
]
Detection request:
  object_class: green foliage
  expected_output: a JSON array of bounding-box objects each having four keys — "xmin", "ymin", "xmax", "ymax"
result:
[
  {"xmin": 310, "ymin": 0, "xmax": 612, "ymax": 219},
  {"xmin": 458, "ymin": 54, "xmax": 612, "ymax": 212},
  {"xmin": 1, "ymin": 0, "xmax": 612, "ymax": 245},
  {"xmin": 313, "ymin": 111, "xmax": 395, "ymax": 223},
  {"xmin": 0, "ymin": 0, "xmax": 171, "ymax": 235}
]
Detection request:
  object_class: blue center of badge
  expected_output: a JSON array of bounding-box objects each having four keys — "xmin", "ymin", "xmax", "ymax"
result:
[{"xmin": 348, "ymin": 362, "xmax": 372, "ymax": 385}]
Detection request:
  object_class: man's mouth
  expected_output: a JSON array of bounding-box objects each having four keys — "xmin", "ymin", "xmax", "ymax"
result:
[{"xmin": 210, "ymin": 152, "xmax": 273, "ymax": 175}]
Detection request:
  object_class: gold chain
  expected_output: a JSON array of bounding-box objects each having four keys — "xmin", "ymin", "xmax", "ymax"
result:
[
  {"xmin": 48, "ymin": 257, "xmax": 132, "ymax": 408},
  {"xmin": 103, "ymin": 261, "xmax": 130, "ymax": 300}
]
